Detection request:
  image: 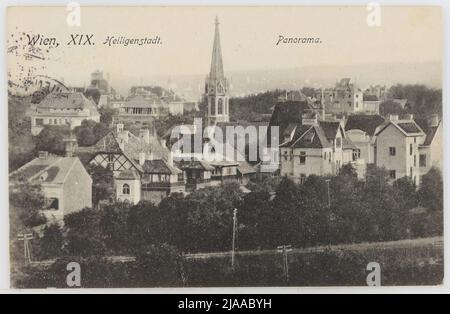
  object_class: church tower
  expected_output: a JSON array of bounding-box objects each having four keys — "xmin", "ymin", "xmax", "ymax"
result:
[{"xmin": 205, "ymin": 17, "xmax": 229, "ymax": 125}]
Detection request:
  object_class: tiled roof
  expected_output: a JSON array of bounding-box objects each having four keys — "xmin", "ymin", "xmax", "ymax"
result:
[
  {"xmin": 396, "ymin": 122, "xmax": 422, "ymax": 134},
  {"xmin": 422, "ymin": 122, "xmax": 441, "ymax": 146},
  {"xmin": 318, "ymin": 121, "xmax": 341, "ymax": 141},
  {"xmin": 176, "ymin": 158, "xmax": 214, "ymax": 171},
  {"xmin": 10, "ymin": 156, "xmax": 81, "ymax": 185},
  {"xmin": 37, "ymin": 92, "xmax": 98, "ymax": 111},
  {"xmin": 267, "ymin": 100, "xmax": 314, "ymax": 145},
  {"xmin": 141, "ymin": 159, "xmax": 181, "ymax": 174},
  {"xmin": 280, "ymin": 124, "xmax": 332, "ymax": 149},
  {"xmin": 345, "ymin": 115, "xmax": 385, "ymax": 136}
]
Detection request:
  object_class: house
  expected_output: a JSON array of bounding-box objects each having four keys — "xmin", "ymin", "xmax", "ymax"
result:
[
  {"xmin": 374, "ymin": 114, "xmax": 425, "ymax": 185},
  {"xmin": 176, "ymin": 158, "xmax": 214, "ymax": 192},
  {"xmin": 278, "ymin": 112, "xmax": 364, "ymax": 183},
  {"xmin": 30, "ymin": 91, "xmax": 100, "ymax": 135},
  {"xmin": 417, "ymin": 114, "xmax": 442, "ymax": 178},
  {"xmin": 9, "ymin": 152, "xmax": 92, "ymax": 224},
  {"xmin": 362, "ymin": 94, "xmax": 381, "ymax": 114},
  {"xmin": 314, "ymin": 78, "xmax": 364, "ymax": 115},
  {"xmin": 345, "ymin": 114, "xmax": 386, "ymax": 164}
]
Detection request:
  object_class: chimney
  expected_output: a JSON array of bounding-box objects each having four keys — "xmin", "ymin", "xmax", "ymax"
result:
[
  {"xmin": 63, "ymin": 137, "xmax": 77, "ymax": 157},
  {"xmin": 38, "ymin": 151, "xmax": 49, "ymax": 158},
  {"xmin": 168, "ymin": 152, "xmax": 173, "ymax": 166},
  {"xmin": 139, "ymin": 129, "xmax": 150, "ymax": 144},
  {"xmin": 389, "ymin": 114, "xmax": 399, "ymax": 121},
  {"xmin": 427, "ymin": 114, "xmax": 439, "ymax": 127},
  {"xmin": 139, "ymin": 152, "xmax": 146, "ymax": 166},
  {"xmin": 117, "ymin": 130, "xmax": 129, "ymax": 144}
]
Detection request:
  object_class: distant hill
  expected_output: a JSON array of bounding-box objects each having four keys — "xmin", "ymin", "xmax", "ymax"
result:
[{"xmin": 146, "ymin": 61, "xmax": 441, "ymax": 99}]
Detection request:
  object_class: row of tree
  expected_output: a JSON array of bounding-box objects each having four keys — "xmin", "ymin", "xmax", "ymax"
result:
[{"xmin": 29, "ymin": 165, "xmax": 443, "ymax": 261}]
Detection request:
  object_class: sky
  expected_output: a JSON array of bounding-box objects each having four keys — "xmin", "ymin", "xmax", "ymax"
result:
[{"xmin": 7, "ymin": 6, "xmax": 442, "ymax": 89}]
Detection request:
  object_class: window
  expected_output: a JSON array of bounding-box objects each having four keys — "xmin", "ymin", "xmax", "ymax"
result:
[
  {"xmin": 323, "ymin": 152, "xmax": 326, "ymax": 160},
  {"xmin": 35, "ymin": 118, "xmax": 44, "ymax": 126},
  {"xmin": 283, "ymin": 151, "xmax": 289, "ymax": 161},
  {"xmin": 414, "ymin": 155, "xmax": 416, "ymax": 167},
  {"xmin": 410, "ymin": 143, "xmax": 413, "ymax": 156},
  {"xmin": 122, "ymin": 184, "xmax": 130, "ymax": 195},
  {"xmin": 335, "ymin": 138, "xmax": 342, "ymax": 148},
  {"xmin": 218, "ymin": 99, "xmax": 223, "ymax": 114},
  {"xmin": 419, "ymin": 154, "xmax": 427, "ymax": 167},
  {"xmin": 47, "ymin": 198, "xmax": 59, "ymax": 210},
  {"xmin": 410, "ymin": 167, "xmax": 413, "ymax": 178},
  {"xmin": 389, "ymin": 170, "xmax": 396, "ymax": 179},
  {"xmin": 299, "ymin": 152, "xmax": 306, "ymax": 164},
  {"xmin": 389, "ymin": 147, "xmax": 396, "ymax": 156},
  {"xmin": 353, "ymin": 149, "xmax": 361, "ymax": 161}
]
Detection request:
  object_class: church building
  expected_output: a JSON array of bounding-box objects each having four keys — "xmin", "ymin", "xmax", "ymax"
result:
[{"xmin": 205, "ymin": 17, "xmax": 230, "ymax": 125}]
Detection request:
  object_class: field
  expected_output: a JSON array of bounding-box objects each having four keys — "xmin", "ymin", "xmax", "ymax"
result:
[{"xmin": 14, "ymin": 237, "xmax": 443, "ymax": 288}]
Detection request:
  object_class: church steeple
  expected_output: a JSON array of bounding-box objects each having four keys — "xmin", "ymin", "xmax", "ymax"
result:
[
  {"xmin": 210, "ymin": 17, "xmax": 224, "ymax": 81},
  {"xmin": 205, "ymin": 16, "xmax": 229, "ymax": 125}
]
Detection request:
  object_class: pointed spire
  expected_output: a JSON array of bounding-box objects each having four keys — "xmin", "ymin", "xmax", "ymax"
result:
[{"xmin": 209, "ymin": 16, "xmax": 224, "ymax": 80}]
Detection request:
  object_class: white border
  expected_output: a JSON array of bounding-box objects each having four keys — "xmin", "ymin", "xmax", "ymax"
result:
[{"xmin": 0, "ymin": 0, "xmax": 448, "ymax": 294}]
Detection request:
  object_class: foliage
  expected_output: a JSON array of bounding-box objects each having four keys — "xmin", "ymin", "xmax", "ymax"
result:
[
  {"xmin": 417, "ymin": 167, "xmax": 443, "ymax": 211},
  {"xmin": 63, "ymin": 207, "xmax": 106, "ymax": 257},
  {"xmin": 8, "ymin": 96, "xmax": 37, "ymax": 171},
  {"xmin": 86, "ymin": 164, "xmax": 116, "ymax": 207},
  {"xmin": 229, "ymin": 90, "xmax": 285, "ymax": 122},
  {"xmin": 387, "ymin": 84, "xmax": 442, "ymax": 117},
  {"xmin": 34, "ymin": 125, "xmax": 70, "ymax": 155},
  {"xmin": 74, "ymin": 119, "xmax": 110, "ymax": 147},
  {"xmin": 38, "ymin": 224, "xmax": 64, "ymax": 259}
]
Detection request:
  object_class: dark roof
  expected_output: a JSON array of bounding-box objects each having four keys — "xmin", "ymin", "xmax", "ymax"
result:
[
  {"xmin": 10, "ymin": 156, "xmax": 82, "ymax": 184},
  {"xmin": 396, "ymin": 122, "xmax": 422, "ymax": 134},
  {"xmin": 141, "ymin": 159, "xmax": 181, "ymax": 174},
  {"xmin": 176, "ymin": 158, "xmax": 214, "ymax": 171},
  {"xmin": 280, "ymin": 124, "xmax": 332, "ymax": 149},
  {"xmin": 363, "ymin": 94, "xmax": 379, "ymax": 101},
  {"xmin": 345, "ymin": 115, "xmax": 385, "ymax": 136},
  {"xmin": 318, "ymin": 121, "xmax": 341, "ymax": 141},
  {"xmin": 267, "ymin": 100, "xmax": 314, "ymax": 145},
  {"xmin": 422, "ymin": 122, "xmax": 440, "ymax": 146},
  {"xmin": 38, "ymin": 92, "xmax": 97, "ymax": 111}
]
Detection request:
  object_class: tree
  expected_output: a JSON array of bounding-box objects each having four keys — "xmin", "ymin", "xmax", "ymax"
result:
[
  {"xmin": 34, "ymin": 125, "xmax": 70, "ymax": 155},
  {"xmin": 418, "ymin": 167, "xmax": 443, "ymax": 211},
  {"xmin": 74, "ymin": 119, "xmax": 110, "ymax": 147},
  {"xmin": 86, "ymin": 164, "xmax": 116, "ymax": 207},
  {"xmin": 98, "ymin": 202, "xmax": 132, "ymax": 254},
  {"xmin": 133, "ymin": 244, "xmax": 185, "ymax": 287},
  {"xmin": 8, "ymin": 96, "xmax": 36, "ymax": 171},
  {"xmin": 39, "ymin": 224, "xmax": 64, "ymax": 259},
  {"xmin": 64, "ymin": 207, "xmax": 106, "ymax": 257},
  {"xmin": 393, "ymin": 177, "xmax": 418, "ymax": 210},
  {"xmin": 99, "ymin": 107, "xmax": 117, "ymax": 126},
  {"xmin": 9, "ymin": 181, "xmax": 46, "ymax": 232}
]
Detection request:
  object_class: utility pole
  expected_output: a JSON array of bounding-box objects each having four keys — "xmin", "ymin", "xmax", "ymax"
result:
[
  {"xmin": 17, "ymin": 233, "xmax": 33, "ymax": 264},
  {"xmin": 231, "ymin": 208, "xmax": 238, "ymax": 270},
  {"xmin": 325, "ymin": 179, "xmax": 331, "ymax": 208},
  {"xmin": 277, "ymin": 245, "xmax": 292, "ymax": 282}
]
